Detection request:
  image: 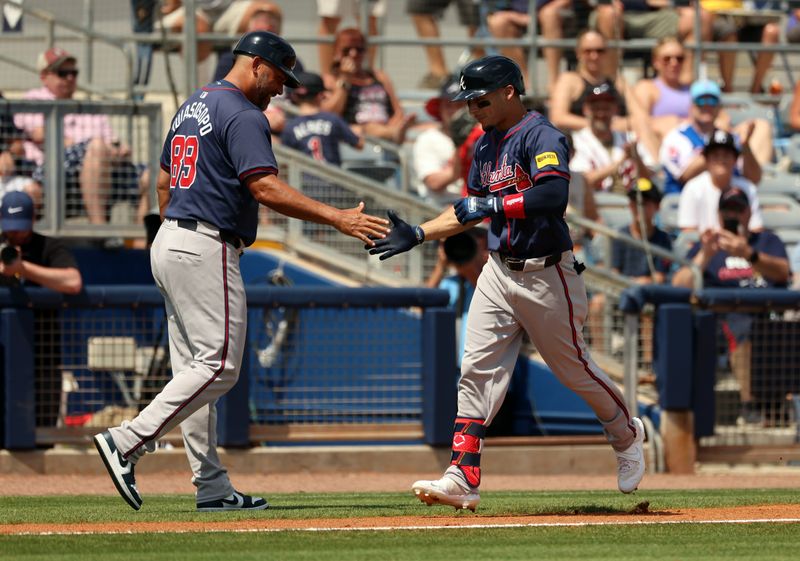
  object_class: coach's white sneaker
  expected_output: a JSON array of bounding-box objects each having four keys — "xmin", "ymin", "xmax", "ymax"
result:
[
  {"xmin": 616, "ymin": 417, "xmax": 645, "ymax": 494},
  {"xmin": 412, "ymin": 473, "xmax": 480, "ymax": 511}
]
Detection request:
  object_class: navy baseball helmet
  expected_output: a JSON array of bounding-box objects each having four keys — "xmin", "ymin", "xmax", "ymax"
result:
[
  {"xmin": 451, "ymin": 55, "xmax": 525, "ymax": 101},
  {"xmin": 233, "ymin": 31, "xmax": 300, "ymax": 88}
]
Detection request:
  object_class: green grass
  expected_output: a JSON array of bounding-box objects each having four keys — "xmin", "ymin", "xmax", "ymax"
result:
[{"xmin": 1, "ymin": 489, "xmax": 799, "ymax": 560}]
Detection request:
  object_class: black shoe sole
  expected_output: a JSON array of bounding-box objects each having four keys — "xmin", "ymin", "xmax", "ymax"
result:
[{"xmin": 94, "ymin": 434, "xmax": 142, "ymax": 511}]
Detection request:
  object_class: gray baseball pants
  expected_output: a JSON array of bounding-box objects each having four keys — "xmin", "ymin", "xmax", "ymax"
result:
[
  {"xmin": 108, "ymin": 218, "xmax": 246, "ymax": 502},
  {"xmin": 458, "ymin": 251, "xmax": 636, "ymax": 452}
]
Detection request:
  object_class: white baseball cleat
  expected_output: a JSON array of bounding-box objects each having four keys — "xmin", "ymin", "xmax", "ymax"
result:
[
  {"xmin": 616, "ymin": 416, "xmax": 646, "ymax": 494},
  {"xmin": 412, "ymin": 475, "xmax": 480, "ymax": 511}
]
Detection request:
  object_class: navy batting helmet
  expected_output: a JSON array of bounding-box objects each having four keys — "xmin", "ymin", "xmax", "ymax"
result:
[
  {"xmin": 451, "ymin": 55, "xmax": 525, "ymax": 101},
  {"xmin": 233, "ymin": 31, "xmax": 300, "ymax": 88}
]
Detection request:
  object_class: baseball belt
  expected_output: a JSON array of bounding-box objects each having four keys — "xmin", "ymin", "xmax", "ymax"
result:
[
  {"xmin": 499, "ymin": 252, "xmax": 561, "ymax": 272},
  {"xmin": 176, "ymin": 219, "xmax": 242, "ymax": 248}
]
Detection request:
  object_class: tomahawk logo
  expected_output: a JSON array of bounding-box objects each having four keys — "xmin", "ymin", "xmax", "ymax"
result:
[
  {"xmin": 480, "ymin": 154, "xmax": 533, "ymax": 193},
  {"xmin": 7, "ymin": 206, "xmax": 23, "ymax": 214}
]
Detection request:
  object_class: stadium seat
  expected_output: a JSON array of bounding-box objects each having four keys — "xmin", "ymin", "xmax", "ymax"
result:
[
  {"xmin": 659, "ymin": 192, "xmax": 681, "ymax": 232},
  {"xmin": 758, "ymin": 171, "xmax": 800, "ymax": 199},
  {"xmin": 594, "ymin": 191, "xmax": 629, "ymax": 209},
  {"xmin": 598, "ymin": 206, "xmax": 631, "ymax": 230},
  {"xmin": 760, "ymin": 209, "xmax": 800, "ymax": 231}
]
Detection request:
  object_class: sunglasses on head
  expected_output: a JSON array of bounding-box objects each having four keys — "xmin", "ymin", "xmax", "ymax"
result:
[
  {"xmin": 661, "ymin": 54, "xmax": 685, "ymax": 63},
  {"xmin": 55, "ymin": 69, "xmax": 79, "ymax": 78},
  {"xmin": 694, "ymin": 96, "xmax": 719, "ymax": 107}
]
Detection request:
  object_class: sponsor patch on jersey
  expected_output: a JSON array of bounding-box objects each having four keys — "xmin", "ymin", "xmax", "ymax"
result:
[{"xmin": 535, "ymin": 151, "xmax": 559, "ymax": 169}]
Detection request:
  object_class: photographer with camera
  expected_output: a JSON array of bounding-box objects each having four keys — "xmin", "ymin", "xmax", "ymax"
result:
[
  {"xmin": 0, "ymin": 191, "xmax": 82, "ymax": 294},
  {"xmin": 672, "ymin": 187, "xmax": 789, "ymax": 426}
]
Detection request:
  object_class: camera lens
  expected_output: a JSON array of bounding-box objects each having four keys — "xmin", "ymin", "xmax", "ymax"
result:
[{"xmin": 0, "ymin": 244, "xmax": 19, "ymax": 265}]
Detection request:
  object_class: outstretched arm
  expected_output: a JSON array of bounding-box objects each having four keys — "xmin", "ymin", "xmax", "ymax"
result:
[{"xmin": 247, "ymin": 173, "xmax": 389, "ymax": 245}]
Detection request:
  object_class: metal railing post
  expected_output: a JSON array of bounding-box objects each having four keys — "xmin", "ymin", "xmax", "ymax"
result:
[
  {"xmin": 43, "ymin": 104, "xmax": 65, "ymax": 232},
  {"xmin": 83, "ymin": 0, "xmax": 94, "ymax": 88},
  {"xmin": 623, "ymin": 312, "xmax": 640, "ymax": 417},
  {"xmin": 183, "ymin": 0, "xmax": 198, "ymax": 96}
]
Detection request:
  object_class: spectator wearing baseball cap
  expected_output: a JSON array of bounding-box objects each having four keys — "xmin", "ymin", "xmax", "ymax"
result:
[
  {"xmin": 673, "ymin": 182, "xmax": 790, "ymax": 426},
  {"xmin": 570, "ymin": 81, "xmax": 658, "ymax": 194},
  {"xmin": 281, "ymin": 70, "xmax": 362, "ymax": 168},
  {"xmin": 677, "ymin": 128, "xmax": 764, "ymax": 234},
  {"xmin": 411, "ymin": 75, "xmax": 466, "ymax": 208},
  {"xmin": 659, "ymin": 77, "xmax": 771, "ymax": 195},
  {"xmin": 0, "ymin": 191, "xmax": 82, "ymax": 294},
  {"xmin": 14, "ymin": 47, "xmax": 141, "ymax": 225}
]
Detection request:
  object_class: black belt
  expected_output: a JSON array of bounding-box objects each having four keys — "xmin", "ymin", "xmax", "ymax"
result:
[
  {"xmin": 500, "ymin": 253, "xmax": 561, "ymax": 272},
  {"xmin": 176, "ymin": 219, "xmax": 242, "ymax": 248}
]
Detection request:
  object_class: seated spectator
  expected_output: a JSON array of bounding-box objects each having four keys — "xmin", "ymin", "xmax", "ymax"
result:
[
  {"xmin": 672, "ymin": 187, "xmax": 790, "ymax": 425},
  {"xmin": 14, "ymin": 48, "xmax": 139, "ymax": 224},
  {"xmin": 677, "ymin": 130, "xmax": 763, "ymax": 233},
  {"xmin": 321, "ymin": 28, "xmax": 416, "ymax": 144},
  {"xmin": 407, "ymin": 0, "xmax": 483, "ymax": 90},
  {"xmin": 659, "ymin": 80, "xmax": 765, "ymax": 194},
  {"xmin": 0, "ymin": 191, "xmax": 82, "ymax": 294},
  {"xmin": 549, "ymin": 29, "xmax": 659, "ymax": 157},
  {"xmin": 632, "ymin": 37, "xmax": 692, "ymax": 143},
  {"xmin": 702, "ymin": 0, "xmax": 780, "ymax": 93},
  {"xmin": 281, "ymin": 71, "xmax": 363, "ymax": 165},
  {"xmin": 592, "ymin": 1, "xmax": 711, "ymax": 80},
  {"xmin": 589, "ymin": 179, "xmax": 672, "ymax": 352},
  {"xmin": 159, "ymin": 1, "xmax": 285, "ymax": 83},
  {"xmin": 568, "ymin": 82, "xmax": 657, "ymax": 194},
  {"xmin": 317, "ymin": 0, "xmax": 386, "ymax": 74},
  {"xmin": 549, "ymin": 30, "xmax": 626, "ymax": 133},
  {"xmin": 0, "ymin": 94, "xmax": 38, "ymax": 203},
  {"xmin": 788, "ymin": 7, "xmax": 800, "ymax": 45},
  {"xmin": 412, "ymin": 75, "xmax": 465, "ymax": 208},
  {"xmin": 424, "ymin": 228, "xmax": 489, "ymax": 362},
  {"xmin": 0, "ymin": 190, "xmax": 83, "ymax": 428}
]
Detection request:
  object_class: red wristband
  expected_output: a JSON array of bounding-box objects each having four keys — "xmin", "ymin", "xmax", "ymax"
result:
[{"xmin": 502, "ymin": 193, "xmax": 526, "ymax": 219}]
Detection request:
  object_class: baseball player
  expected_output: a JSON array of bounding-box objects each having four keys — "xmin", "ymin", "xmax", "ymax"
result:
[
  {"xmin": 368, "ymin": 56, "xmax": 645, "ymax": 511},
  {"xmin": 93, "ymin": 31, "xmax": 388, "ymax": 512}
]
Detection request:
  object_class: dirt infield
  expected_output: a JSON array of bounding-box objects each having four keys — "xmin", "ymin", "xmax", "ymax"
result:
[
  {"xmin": 2, "ymin": 504, "xmax": 800, "ymax": 536},
  {"xmin": 3, "ymin": 469, "xmax": 800, "ymax": 496},
  {"xmin": 3, "ymin": 470, "xmax": 800, "ymax": 535}
]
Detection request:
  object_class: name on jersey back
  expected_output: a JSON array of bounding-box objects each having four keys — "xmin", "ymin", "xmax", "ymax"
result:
[
  {"xmin": 291, "ymin": 119, "xmax": 333, "ymax": 141},
  {"xmin": 172, "ymin": 101, "xmax": 213, "ymax": 136}
]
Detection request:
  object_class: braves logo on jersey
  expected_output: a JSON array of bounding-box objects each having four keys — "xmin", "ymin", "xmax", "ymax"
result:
[{"xmin": 481, "ymin": 154, "xmax": 533, "ymax": 193}]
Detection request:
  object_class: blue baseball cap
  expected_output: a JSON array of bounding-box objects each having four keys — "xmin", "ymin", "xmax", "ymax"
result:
[
  {"xmin": 690, "ymin": 79, "xmax": 722, "ymax": 102},
  {"xmin": 0, "ymin": 191, "xmax": 34, "ymax": 231}
]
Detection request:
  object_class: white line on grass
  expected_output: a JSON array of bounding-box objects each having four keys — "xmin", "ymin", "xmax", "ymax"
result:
[{"xmin": 8, "ymin": 518, "xmax": 800, "ymax": 536}]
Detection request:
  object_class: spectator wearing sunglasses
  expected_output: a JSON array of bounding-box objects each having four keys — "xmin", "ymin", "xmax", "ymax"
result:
[
  {"xmin": 658, "ymin": 79, "xmax": 765, "ymax": 195},
  {"xmin": 14, "ymin": 47, "xmax": 139, "ymax": 224},
  {"xmin": 321, "ymin": 28, "xmax": 416, "ymax": 144},
  {"xmin": 549, "ymin": 29, "xmax": 659, "ymax": 161},
  {"xmin": 632, "ymin": 37, "xmax": 693, "ymax": 144}
]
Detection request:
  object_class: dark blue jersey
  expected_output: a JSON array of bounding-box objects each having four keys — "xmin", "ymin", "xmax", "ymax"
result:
[
  {"xmin": 280, "ymin": 111, "xmax": 359, "ymax": 166},
  {"xmin": 159, "ymin": 79, "xmax": 278, "ymax": 246},
  {"xmin": 611, "ymin": 225, "xmax": 673, "ymax": 277},
  {"xmin": 686, "ymin": 230, "xmax": 788, "ymax": 289},
  {"xmin": 466, "ymin": 111, "xmax": 572, "ymax": 258}
]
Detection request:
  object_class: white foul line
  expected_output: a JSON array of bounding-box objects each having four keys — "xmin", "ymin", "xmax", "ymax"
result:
[{"xmin": 7, "ymin": 518, "xmax": 800, "ymax": 536}]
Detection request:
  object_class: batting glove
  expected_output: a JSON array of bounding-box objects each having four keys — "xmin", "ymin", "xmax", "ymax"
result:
[
  {"xmin": 453, "ymin": 196, "xmax": 503, "ymax": 225},
  {"xmin": 367, "ymin": 210, "xmax": 425, "ymax": 261}
]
